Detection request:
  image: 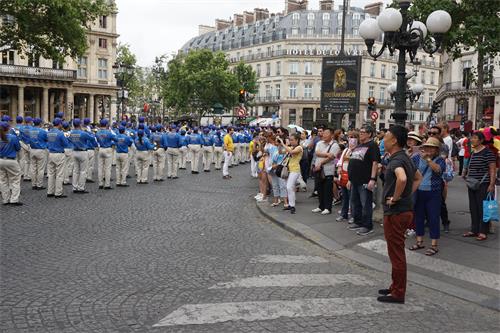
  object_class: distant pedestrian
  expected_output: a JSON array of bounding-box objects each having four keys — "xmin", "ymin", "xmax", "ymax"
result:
[
  {"xmin": 378, "ymin": 125, "xmax": 421, "ymax": 304},
  {"xmin": 222, "ymin": 127, "xmax": 234, "ymax": 179},
  {"xmin": 278, "ymin": 133, "xmax": 303, "ymax": 214},
  {"xmin": 0, "ymin": 121, "xmax": 22, "ymax": 205}
]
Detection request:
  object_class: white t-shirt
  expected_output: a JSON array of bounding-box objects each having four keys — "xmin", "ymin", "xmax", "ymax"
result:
[
  {"xmin": 443, "ymin": 135, "xmax": 453, "ymax": 159},
  {"xmin": 457, "ymin": 137, "xmax": 466, "ymax": 157},
  {"xmin": 315, "ymin": 140, "xmax": 340, "ymax": 176}
]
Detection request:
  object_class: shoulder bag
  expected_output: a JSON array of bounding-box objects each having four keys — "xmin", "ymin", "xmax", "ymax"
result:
[
  {"xmin": 319, "ymin": 142, "xmax": 335, "ymax": 180},
  {"xmin": 466, "ymin": 173, "xmax": 487, "ymax": 191},
  {"xmin": 275, "ymin": 154, "xmax": 290, "ymax": 179}
]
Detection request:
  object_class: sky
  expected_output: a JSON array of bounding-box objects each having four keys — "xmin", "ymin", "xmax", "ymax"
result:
[{"xmin": 115, "ymin": 0, "xmax": 384, "ymax": 67}]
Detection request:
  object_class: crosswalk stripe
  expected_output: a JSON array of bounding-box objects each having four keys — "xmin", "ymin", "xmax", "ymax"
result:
[
  {"xmin": 208, "ymin": 274, "xmax": 374, "ymax": 289},
  {"xmin": 250, "ymin": 255, "xmax": 329, "ymax": 264},
  {"xmin": 358, "ymin": 239, "xmax": 500, "ymax": 291},
  {"xmin": 153, "ymin": 297, "xmax": 425, "ymax": 327}
]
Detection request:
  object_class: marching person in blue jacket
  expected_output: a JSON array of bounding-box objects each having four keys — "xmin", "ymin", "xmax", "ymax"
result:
[
  {"xmin": 0, "ymin": 121, "xmax": 22, "ymax": 205},
  {"xmin": 46, "ymin": 118, "xmax": 71, "ymax": 198},
  {"xmin": 151, "ymin": 124, "xmax": 167, "ymax": 181},
  {"xmin": 62, "ymin": 121, "xmax": 74, "ymax": 185},
  {"xmin": 134, "ymin": 129, "xmax": 154, "ymax": 184},
  {"xmin": 201, "ymin": 127, "xmax": 214, "ymax": 172},
  {"xmin": 83, "ymin": 118, "xmax": 97, "ymax": 183},
  {"xmin": 20, "ymin": 116, "xmax": 33, "ymax": 181},
  {"xmin": 114, "ymin": 126, "xmax": 134, "ymax": 187},
  {"xmin": 28, "ymin": 118, "xmax": 48, "ymax": 190},
  {"xmin": 69, "ymin": 118, "xmax": 93, "ymax": 194},
  {"xmin": 178, "ymin": 129, "xmax": 189, "ymax": 170},
  {"xmin": 212, "ymin": 129, "xmax": 224, "ymax": 170},
  {"xmin": 96, "ymin": 119, "xmax": 116, "ymax": 190},
  {"xmin": 165, "ymin": 125, "xmax": 181, "ymax": 179},
  {"xmin": 187, "ymin": 127, "xmax": 203, "ymax": 174}
]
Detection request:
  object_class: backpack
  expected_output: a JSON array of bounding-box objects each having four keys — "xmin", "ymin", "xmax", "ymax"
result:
[
  {"xmin": 443, "ymin": 158, "xmax": 455, "ymax": 182},
  {"xmin": 451, "ymin": 141, "xmax": 459, "ymax": 158}
]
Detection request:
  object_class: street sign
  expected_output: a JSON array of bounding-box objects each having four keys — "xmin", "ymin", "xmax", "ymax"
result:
[
  {"xmin": 370, "ymin": 111, "xmax": 379, "ymax": 121},
  {"xmin": 237, "ymin": 106, "xmax": 246, "ymax": 118}
]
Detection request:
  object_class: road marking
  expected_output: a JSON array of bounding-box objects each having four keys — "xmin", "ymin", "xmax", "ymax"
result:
[
  {"xmin": 209, "ymin": 274, "xmax": 374, "ymax": 289},
  {"xmin": 153, "ymin": 297, "xmax": 424, "ymax": 327},
  {"xmin": 250, "ymin": 255, "xmax": 329, "ymax": 264},
  {"xmin": 358, "ymin": 239, "xmax": 500, "ymax": 291}
]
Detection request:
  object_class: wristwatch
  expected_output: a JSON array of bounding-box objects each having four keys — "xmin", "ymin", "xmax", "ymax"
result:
[{"xmin": 370, "ymin": 177, "xmax": 377, "ymax": 181}]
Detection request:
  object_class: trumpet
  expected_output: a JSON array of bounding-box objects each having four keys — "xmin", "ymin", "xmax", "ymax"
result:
[
  {"xmin": 64, "ymin": 131, "xmax": 71, "ymax": 138},
  {"xmin": 13, "ymin": 128, "xmax": 20, "ymax": 136},
  {"xmin": 153, "ymin": 141, "xmax": 159, "ymax": 151}
]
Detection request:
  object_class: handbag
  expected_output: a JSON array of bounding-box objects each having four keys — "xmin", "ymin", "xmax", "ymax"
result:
[
  {"xmin": 275, "ymin": 154, "xmax": 290, "ymax": 179},
  {"xmin": 483, "ymin": 193, "xmax": 499, "ymax": 223},
  {"xmin": 465, "ymin": 174, "xmax": 487, "ymax": 191}
]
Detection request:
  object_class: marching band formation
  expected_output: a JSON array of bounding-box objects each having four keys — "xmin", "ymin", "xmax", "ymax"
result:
[{"xmin": 0, "ymin": 113, "xmax": 255, "ymax": 206}]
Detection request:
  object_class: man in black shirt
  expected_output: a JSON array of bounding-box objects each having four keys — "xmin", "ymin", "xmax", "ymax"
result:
[
  {"xmin": 347, "ymin": 125, "xmax": 381, "ymax": 235},
  {"xmin": 378, "ymin": 125, "xmax": 422, "ymax": 304}
]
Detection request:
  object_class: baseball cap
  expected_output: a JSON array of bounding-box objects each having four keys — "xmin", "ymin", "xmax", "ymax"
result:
[
  {"xmin": 53, "ymin": 118, "xmax": 62, "ymax": 126},
  {"xmin": 100, "ymin": 119, "xmax": 109, "ymax": 127},
  {"xmin": 73, "ymin": 118, "xmax": 81, "ymax": 127},
  {"xmin": 33, "ymin": 118, "xmax": 42, "ymax": 125}
]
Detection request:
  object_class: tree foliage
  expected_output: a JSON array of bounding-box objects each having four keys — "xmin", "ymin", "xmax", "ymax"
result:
[
  {"xmin": 162, "ymin": 49, "xmax": 253, "ymax": 121},
  {"xmin": 0, "ymin": 0, "xmax": 110, "ymax": 61},
  {"xmin": 116, "ymin": 43, "xmax": 141, "ymax": 109},
  {"xmin": 233, "ymin": 62, "xmax": 259, "ymax": 95}
]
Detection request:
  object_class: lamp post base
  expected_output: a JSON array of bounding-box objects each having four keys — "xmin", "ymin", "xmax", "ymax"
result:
[{"xmin": 391, "ymin": 112, "xmax": 408, "ymax": 126}]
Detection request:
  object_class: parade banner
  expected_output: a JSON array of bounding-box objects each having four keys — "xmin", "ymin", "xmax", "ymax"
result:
[{"xmin": 320, "ymin": 56, "xmax": 361, "ymax": 114}]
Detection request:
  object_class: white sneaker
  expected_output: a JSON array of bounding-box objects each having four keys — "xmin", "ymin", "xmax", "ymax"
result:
[
  {"xmin": 312, "ymin": 208, "xmax": 322, "ymax": 213},
  {"xmin": 256, "ymin": 197, "xmax": 267, "ymax": 203},
  {"xmin": 336, "ymin": 216, "xmax": 347, "ymax": 222},
  {"xmin": 372, "ymin": 202, "xmax": 376, "ymax": 209},
  {"xmin": 321, "ymin": 209, "xmax": 331, "ymax": 215},
  {"xmin": 254, "ymin": 193, "xmax": 263, "ymax": 199}
]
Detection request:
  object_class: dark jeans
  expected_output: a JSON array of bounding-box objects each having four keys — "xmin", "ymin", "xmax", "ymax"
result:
[
  {"xmin": 468, "ymin": 183, "xmax": 491, "ymax": 235},
  {"xmin": 340, "ymin": 186, "xmax": 350, "ymax": 219},
  {"xmin": 458, "ymin": 156, "xmax": 464, "ymax": 176},
  {"xmin": 300, "ymin": 159, "xmax": 310, "ymax": 183},
  {"xmin": 350, "ymin": 184, "xmax": 373, "ymax": 230},
  {"xmin": 318, "ymin": 175, "xmax": 334, "ymax": 211},
  {"xmin": 383, "ymin": 211, "xmax": 413, "ymax": 300},
  {"xmin": 415, "ymin": 190, "xmax": 441, "ymax": 239},
  {"xmin": 441, "ymin": 181, "xmax": 450, "ymax": 227}
]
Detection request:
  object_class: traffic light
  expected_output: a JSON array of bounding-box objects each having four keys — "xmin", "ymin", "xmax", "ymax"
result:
[
  {"xmin": 431, "ymin": 101, "xmax": 440, "ymax": 114},
  {"xmin": 367, "ymin": 97, "xmax": 376, "ymax": 112},
  {"xmin": 239, "ymin": 89, "xmax": 246, "ymax": 104}
]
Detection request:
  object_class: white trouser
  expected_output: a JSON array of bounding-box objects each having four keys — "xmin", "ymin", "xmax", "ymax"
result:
[
  {"xmin": 136, "ymin": 150, "xmax": 150, "ymax": 182},
  {"xmin": 179, "ymin": 146, "xmax": 188, "ymax": 168},
  {"xmin": 152, "ymin": 148, "xmax": 166, "ymax": 180},
  {"xmin": 241, "ymin": 143, "xmax": 248, "ymax": 162},
  {"xmin": 188, "ymin": 144, "xmax": 201, "ymax": 172},
  {"xmin": 202, "ymin": 146, "xmax": 213, "ymax": 171},
  {"xmin": 233, "ymin": 143, "xmax": 241, "ymax": 165},
  {"xmin": 223, "ymin": 151, "xmax": 233, "ymax": 176},
  {"xmin": 250, "ymin": 157, "xmax": 258, "ymax": 178},
  {"xmin": 72, "ymin": 150, "xmax": 88, "ymax": 191},
  {"xmin": 166, "ymin": 147, "xmax": 180, "ymax": 177},
  {"xmin": 213, "ymin": 146, "xmax": 223, "ymax": 169},
  {"xmin": 97, "ymin": 147, "xmax": 113, "ymax": 187},
  {"xmin": 19, "ymin": 142, "xmax": 30, "ymax": 179},
  {"xmin": 30, "ymin": 148, "xmax": 47, "ymax": 188},
  {"xmin": 0, "ymin": 158, "xmax": 21, "ymax": 204},
  {"xmin": 112, "ymin": 147, "xmax": 117, "ymax": 165},
  {"xmin": 47, "ymin": 153, "xmax": 66, "ymax": 196},
  {"xmin": 115, "ymin": 153, "xmax": 129, "ymax": 185},
  {"xmin": 86, "ymin": 150, "xmax": 96, "ymax": 181},
  {"xmin": 287, "ymin": 172, "xmax": 301, "ymax": 207},
  {"xmin": 63, "ymin": 148, "xmax": 73, "ymax": 183}
]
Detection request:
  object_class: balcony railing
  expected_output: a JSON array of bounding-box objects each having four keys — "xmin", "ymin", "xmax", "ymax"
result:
[
  {"xmin": 253, "ymin": 95, "xmax": 320, "ymax": 103},
  {"xmin": 435, "ymin": 77, "xmax": 500, "ymax": 99},
  {"xmin": 0, "ymin": 64, "xmax": 77, "ymax": 81}
]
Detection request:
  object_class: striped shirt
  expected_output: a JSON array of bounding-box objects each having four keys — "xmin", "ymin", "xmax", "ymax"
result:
[{"xmin": 468, "ymin": 148, "xmax": 495, "ymax": 183}]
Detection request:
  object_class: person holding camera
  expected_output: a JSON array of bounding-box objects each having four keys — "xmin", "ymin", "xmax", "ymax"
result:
[{"xmin": 277, "ymin": 133, "xmax": 303, "ymax": 214}]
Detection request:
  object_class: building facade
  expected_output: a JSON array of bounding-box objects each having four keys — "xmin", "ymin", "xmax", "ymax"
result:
[
  {"xmin": 0, "ymin": 1, "xmax": 119, "ymax": 124},
  {"xmin": 436, "ymin": 51, "xmax": 500, "ymax": 130},
  {"xmin": 181, "ymin": 0, "xmax": 441, "ymax": 129}
]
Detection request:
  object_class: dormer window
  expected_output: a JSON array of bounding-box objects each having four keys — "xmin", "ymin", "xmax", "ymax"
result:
[
  {"xmin": 307, "ymin": 13, "xmax": 315, "ymax": 26},
  {"xmin": 292, "ymin": 13, "xmax": 300, "ymax": 25}
]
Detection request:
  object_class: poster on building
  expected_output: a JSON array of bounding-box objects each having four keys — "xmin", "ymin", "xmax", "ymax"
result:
[{"xmin": 320, "ymin": 56, "xmax": 361, "ymax": 114}]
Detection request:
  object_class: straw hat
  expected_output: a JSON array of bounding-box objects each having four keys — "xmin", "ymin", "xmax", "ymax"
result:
[
  {"xmin": 407, "ymin": 131, "xmax": 423, "ymax": 144},
  {"xmin": 422, "ymin": 137, "xmax": 441, "ymax": 148}
]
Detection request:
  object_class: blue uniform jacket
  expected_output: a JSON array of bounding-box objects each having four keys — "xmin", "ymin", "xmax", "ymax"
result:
[
  {"xmin": 96, "ymin": 129, "xmax": 116, "ymax": 148},
  {"xmin": 165, "ymin": 132, "xmax": 181, "ymax": 148},
  {"xmin": 69, "ymin": 130, "xmax": 93, "ymax": 151},
  {"xmin": 115, "ymin": 134, "xmax": 133, "ymax": 153},
  {"xmin": 179, "ymin": 135, "xmax": 188, "ymax": 147},
  {"xmin": 47, "ymin": 129, "xmax": 70, "ymax": 153},
  {"xmin": 0, "ymin": 134, "xmax": 21, "ymax": 158},
  {"xmin": 187, "ymin": 133, "xmax": 203, "ymax": 145},
  {"xmin": 134, "ymin": 137, "xmax": 154, "ymax": 151},
  {"xmin": 202, "ymin": 134, "xmax": 214, "ymax": 146},
  {"xmin": 28, "ymin": 127, "xmax": 48, "ymax": 149},
  {"xmin": 19, "ymin": 125, "xmax": 32, "ymax": 144},
  {"xmin": 151, "ymin": 132, "xmax": 166, "ymax": 149},
  {"xmin": 213, "ymin": 134, "xmax": 223, "ymax": 147}
]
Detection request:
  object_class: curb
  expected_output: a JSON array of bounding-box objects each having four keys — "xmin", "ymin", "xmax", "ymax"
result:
[{"xmin": 256, "ymin": 201, "xmax": 500, "ymax": 312}]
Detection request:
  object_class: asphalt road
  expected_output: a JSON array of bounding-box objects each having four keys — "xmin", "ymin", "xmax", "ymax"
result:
[{"xmin": 1, "ymin": 162, "xmax": 499, "ymax": 332}]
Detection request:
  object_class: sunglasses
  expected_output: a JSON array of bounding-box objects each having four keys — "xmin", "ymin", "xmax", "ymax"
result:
[{"xmin": 428, "ymin": 131, "xmax": 440, "ymax": 135}]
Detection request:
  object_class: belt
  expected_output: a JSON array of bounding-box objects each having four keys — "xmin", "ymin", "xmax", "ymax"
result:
[
  {"xmin": 0, "ymin": 156, "xmax": 16, "ymax": 160},
  {"xmin": 74, "ymin": 149, "xmax": 87, "ymax": 151},
  {"xmin": 49, "ymin": 151, "xmax": 64, "ymax": 154}
]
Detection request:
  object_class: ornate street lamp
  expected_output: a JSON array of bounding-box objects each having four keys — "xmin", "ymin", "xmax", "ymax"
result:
[
  {"xmin": 113, "ymin": 62, "xmax": 134, "ymax": 121},
  {"xmin": 359, "ymin": 0, "xmax": 451, "ymax": 125},
  {"xmin": 387, "ymin": 82, "xmax": 424, "ymax": 125}
]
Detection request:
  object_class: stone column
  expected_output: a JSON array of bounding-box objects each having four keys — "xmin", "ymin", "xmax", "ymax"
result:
[
  {"xmin": 66, "ymin": 88, "xmax": 74, "ymax": 120},
  {"xmin": 94, "ymin": 95, "xmax": 101, "ymax": 122},
  {"xmin": 49, "ymin": 92, "xmax": 55, "ymax": 121},
  {"xmin": 35, "ymin": 90, "xmax": 41, "ymax": 118},
  {"xmin": 42, "ymin": 87, "xmax": 49, "ymax": 123},
  {"xmin": 88, "ymin": 94, "xmax": 95, "ymax": 123},
  {"xmin": 17, "ymin": 85, "xmax": 25, "ymax": 118},
  {"xmin": 110, "ymin": 95, "xmax": 117, "ymax": 122}
]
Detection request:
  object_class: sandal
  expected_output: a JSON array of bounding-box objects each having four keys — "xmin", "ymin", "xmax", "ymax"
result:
[
  {"xmin": 463, "ymin": 232, "xmax": 477, "ymax": 237},
  {"xmin": 425, "ymin": 246, "xmax": 439, "ymax": 256},
  {"xmin": 476, "ymin": 234, "xmax": 488, "ymax": 241},
  {"xmin": 409, "ymin": 241, "xmax": 425, "ymax": 251}
]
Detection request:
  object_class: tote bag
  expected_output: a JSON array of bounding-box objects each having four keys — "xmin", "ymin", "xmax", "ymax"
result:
[{"xmin": 483, "ymin": 193, "xmax": 499, "ymax": 223}]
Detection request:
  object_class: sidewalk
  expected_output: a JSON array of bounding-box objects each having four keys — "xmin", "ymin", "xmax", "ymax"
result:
[{"xmin": 256, "ymin": 178, "xmax": 500, "ymax": 311}]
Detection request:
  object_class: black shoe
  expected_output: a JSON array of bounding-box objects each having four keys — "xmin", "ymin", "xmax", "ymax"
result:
[
  {"xmin": 443, "ymin": 224, "xmax": 450, "ymax": 233},
  {"xmin": 104, "ymin": 186, "xmax": 113, "ymax": 190},
  {"xmin": 158, "ymin": 179, "xmax": 164, "ymax": 182},
  {"xmin": 117, "ymin": 184, "xmax": 129, "ymax": 187},
  {"xmin": 179, "ymin": 167, "xmax": 186, "ymax": 170},
  {"xmin": 290, "ymin": 207, "xmax": 296, "ymax": 214},
  {"xmin": 309, "ymin": 193, "xmax": 318, "ymax": 198},
  {"xmin": 126, "ymin": 175, "xmax": 131, "ymax": 179},
  {"xmin": 87, "ymin": 179, "xmax": 95, "ymax": 183},
  {"xmin": 378, "ymin": 289, "xmax": 391, "ymax": 296},
  {"xmin": 63, "ymin": 183, "xmax": 71, "ymax": 186},
  {"xmin": 204, "ymin": 170, "xmax": 210, "ymax": 172},
  {"xmin": 47, "ymin": 194, "xmax": 54, "ymax": 197},
  {"xmin": 3, "ymin": 202, "xmax": 9, "ymax": 205},
  {"xmin": 23, "ymin": 178, "xmax": 31, "ymax": 182},
  {"xmin": 8, "ymin": 202, "xmax": 23, "ymax": 206},
  {"xmin": 54, "ymin": 195, "xmax": 67, "ymax": 198},
  {"xmin": 167, "ymin": 176, "xmax": 172, "ymax": 179},
  {"xmin": 32, "ymin": 186, "xmax": 37, "ymax": 190},
  {"xmin": 172, "ymin": 176, "xmax": 178, "ymax": 179},
  {"xmin": 98, "ymin": 186, "xmax": 104, "ymax": 189},
  {"xmin": 283, "ymin": 206, "xmax": 291, "ymax": 211},
  {"xmin": 73, "ymin": 190, "xmax": 89, "ymax": 194},
  {"xmin": 377, "ymin": 295, "xmax": 404, "ymax": 304}
]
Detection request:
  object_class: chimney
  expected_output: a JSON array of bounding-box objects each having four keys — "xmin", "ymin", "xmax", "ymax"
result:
[
  {"xmin": 364, "ymin": 2, "xmax": 383, "ymax": 16},
  {"xmin": 215, "ymin": 18, "xmax": 231, "ymax": 30},
  {"xmin": 233, "ymin": 14, "xmax": 244, "ymax": 26},
  {"xmin": 285, "ymin": 0, "xmax": 308, "ymax": 14},
  {"xmin": 254, "ymin": 8, "xmax": 270, "ymax": 21},
  {"xmin": 243, "ymin": 11, "xmax": 255, "ymax": 24},
  {"xmin": 198, "ymin": 24, "xmax": 215, "ymax": 36},
  {"xmin": 319, "ymin": 0, "xmax": 333, "ymax": 11}
]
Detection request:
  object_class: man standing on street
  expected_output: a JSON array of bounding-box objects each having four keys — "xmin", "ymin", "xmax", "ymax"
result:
[
  {"xmin": 165, "ymin": 125, "xmax": 181, "ymax": 179},
  {"xmin": 223, "ymin": 127, "xmax": 234, "ymax": 179},
  {"xmin": 439, "ymin": 123, "xmax": 453, "ymax": 233},
  {"xmin": 378, "ymin": 125, "xmax": 422, "ymax": 303},
  {"xmin": 69, "ymin": 119, "xmax": 93, "ymax": 194},
  {"xmin": 46, "ymin": 118, "xmax": 70, "ymax": 198},
  {"xmin": 347, "ymin": 125, "xmax": 381, "ymax": 236},
  {"xmin": 96, "ymin": 119, "xmax": 116, "ymax": 190}
]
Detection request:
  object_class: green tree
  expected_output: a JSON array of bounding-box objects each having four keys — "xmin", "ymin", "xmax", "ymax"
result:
[
  {"xmin": 116, "ymin": 43, "xmax": 141, "ymax": 111},
  {"xmin": 233, "ymin": 61, "xmax": 259, "ymax": 96},
  {"xmin": 408, "ymin": 0, "xmax": 500, "ymax": 124},
  {"xmin": 0, "ymin": 0, "xmax": 110, "ymax": 62},
  {"xmin": 162, "ymin": 49, "xmax": 241, "ymax": 122}
]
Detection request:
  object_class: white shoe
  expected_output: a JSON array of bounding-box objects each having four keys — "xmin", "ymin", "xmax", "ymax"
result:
[
  {"xmin": 321, "ymin": 209, "xmax": 331, "ymax": 215},
  {"xmin": 336, "ymin": 216, "xmax": 347, "ymax": 222},
  {"xmin": 256, "ymin": 197, "xmax": 267, "ymax": 203},
  {"xmin": 254, "ymin": 193, "xmax": 263, "ymax": 199},
  {"xmin": 372, "ymin": 202, "xmax": 376, "ymax": 209},
  {"xmin": 312, "ymin": 208, "xmax": 322, "ymax": 213}
]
